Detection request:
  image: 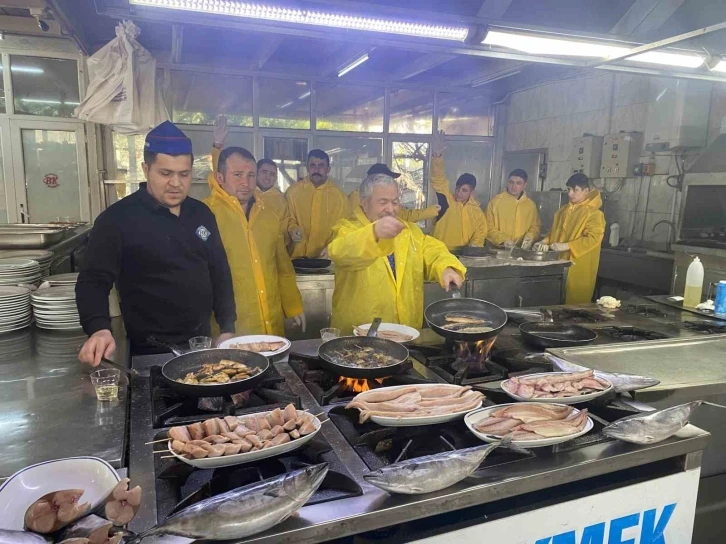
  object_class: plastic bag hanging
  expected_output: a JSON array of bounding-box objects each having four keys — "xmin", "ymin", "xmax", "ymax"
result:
[{"xmin": 74, "ymin": 20, "xmax": 169, "ymax": 134}]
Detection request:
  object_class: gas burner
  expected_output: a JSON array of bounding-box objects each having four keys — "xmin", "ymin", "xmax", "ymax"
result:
[
  {"xmin": 288, "ymin": 354, "xmax": 436, "ymax": 406},
  {"xmin": 623, "ymin": 304, "xmax": 670, "ymax": 318},
  {"xmin": 489, "ymin": 348, "xmax": 554, "ymax": 375},
  {"xmin": 682, "ymin": 320, "xmax": 726, "ymax": 335},
  {"xmin": 150, "ymin": 366, "xmax": 299, "ymax": 428},
  {"xmin": 548, "ymin": 309, "xmax": 608, "ymax": 323},
  {"xmin": 594, "ymin": 326, "xmax": 669, "ymax": 342},
  {"xmin": 413, "ymin": 343, "xmax": 508, "ymax": 386}
]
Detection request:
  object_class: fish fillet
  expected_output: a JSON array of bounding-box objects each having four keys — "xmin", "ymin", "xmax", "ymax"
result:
[
  {"xmin": 346, "ymin": 400, "xmax": 418, "ymax": 413},
  {"xmin": 518, "ymin": 370, "xmax": 593, "ymax": 385},
  {"xmin": 579, "ymin": 378, "xmax": 608, "ymax": 391},
  {"xmin": 520, "ymin": 410, "xmax": 589, "ymax": 437},
  {"xmin": 418, "ymin": 385, "xmax": 471, "ymax": 398},
  {"xmin": 354, "ymin": 386, "xmax": 418, "ymax": 404},
  {"xmin": 474, "ymin": 417, "xmax": 524, "ymax": 434},
  {"xmin": 494, "ymin": 404, "xmax": 572, "ymax": 424},
  {"xmin": 444, "ymin": 313, "xmax": 487, "ymax": 324}
]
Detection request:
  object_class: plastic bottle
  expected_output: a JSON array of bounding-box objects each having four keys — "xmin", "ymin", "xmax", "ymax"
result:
[
  {"xmin": 683, "ymin": 256, "xmax": 704, "ymax": 308},
  {"xmin": 715, "ymin": 281, "xmax": 726, "ymax": 316},
  {"xmin": 608, "ymin": 223, "xmax": 620, "ymax": 247}
]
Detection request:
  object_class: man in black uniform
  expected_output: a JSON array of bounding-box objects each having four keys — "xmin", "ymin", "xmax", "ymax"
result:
[{"xmin": 76, "ymin": 121, "xmax": 236, "ymax": 365}]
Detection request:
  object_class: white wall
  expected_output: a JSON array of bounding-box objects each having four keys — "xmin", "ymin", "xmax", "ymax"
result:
[{"xmin": 501, "ymin": 72, "xmax": 715, "ymax": 244}]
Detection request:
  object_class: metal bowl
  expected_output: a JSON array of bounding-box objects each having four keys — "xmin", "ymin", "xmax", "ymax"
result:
[{"xmin": 511, "ymin": 247, "xmax": 562, "ymax": 261}]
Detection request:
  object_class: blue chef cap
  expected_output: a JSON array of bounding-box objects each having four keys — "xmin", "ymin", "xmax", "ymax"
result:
[{"xmin": 145, "ymin": 121, "xmax": 193, "ymax": 155}]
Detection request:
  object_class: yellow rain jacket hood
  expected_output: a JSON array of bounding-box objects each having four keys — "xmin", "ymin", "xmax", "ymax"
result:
[
  {"xmin": 328, "ymin": 209, "xmax": 467, "ymax": 335},
  {"xmin": 205, "ymin": 151, "xmax": 303, "ymax": 336},
  {"xmin": 285, "ymin": 177, "xmax": 347, "ymax": 258},
  {"xmin": 347, "ymin": 188, "xmax": 440, "ymax": 223},
  {"xmin": 543, "ymin": 189, "xmax": 605, "ymax": 304},
  {"xmin": 485, "ymin": 191, "xmax": 541, "ymax": 246},
  {"xmin": 430, "ymin": 156, "xmax": 488, "ymax": 249}
]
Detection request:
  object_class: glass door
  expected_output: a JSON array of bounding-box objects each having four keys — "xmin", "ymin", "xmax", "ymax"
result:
[
  {"xmin": 388, "ymin": 139, "xmax": 430, "ymax": 211},
  {"xmin": 11, "ymin": 121, "xmax": 89, "ymax": 223},
  {"xmin": 256, "ymin": 131, "xmax": 311, "ymax": 192}
]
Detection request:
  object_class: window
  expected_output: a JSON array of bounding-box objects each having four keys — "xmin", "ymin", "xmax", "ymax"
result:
[
  {"xmin": 258, "ymin": 78, "xmax": 310, "ymax": 129},
  {"xmin": 392, "ymin": 141, "xmax": 429, "ymax": 209},
  {"xmin": 389, "ymin": 89, "xmax": 433, "ymax": 135},
  {"xmin": 11, "ymin": 56, "xmax": 79, "ymax": 117},
  {"xmin": 171, "ymin": 70, "xmax": 252, "ymax": 126},
  {"xmin": 316, "ymin": 85, "xmax": 384, "ymax": 132},
  {"xmin": 438, "ymin": 93, "xmax": 493, "ymax": 136},
  {"xmin": 438, "ymin": 141, "xmax": 494, "ymax": 203},
  {"xmin": 262, "ymin": 136, "xmax": 308, "ymax": 191},
  {"xmin": 315, "ymin": 136, "xmax": 383, "ymax": 194},
  {"xmin": 109, "ymin": 133, "xmax": 145, "ymax": 203}
]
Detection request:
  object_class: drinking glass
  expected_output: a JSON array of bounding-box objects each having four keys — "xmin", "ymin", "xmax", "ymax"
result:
[
  {"xmin": 189, "ymin": 336, "xmax": 213, "ymax": 350},
  {"xmin": 90, "ymin": 369, "xmax": 120, "ymax": 401},
  {"xmin": 320, "ymin": 328, "xmax": 340, "ymax": 342}
]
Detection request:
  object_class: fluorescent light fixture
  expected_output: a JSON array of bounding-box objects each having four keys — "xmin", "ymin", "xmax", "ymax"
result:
[
  {"xmin": 20, "ymin": 98, "xmax": 79, "ymax": 105},
  {"xmin": 298, "ymin": 91, "xmax": 311, "ymax": 99},
  {"xmin": 279, "ymin": 101, "xmax": 294, "ymax": 109},
  {"xmin": 0, "ymin": 66, "xmax": 45, "ymax": 74},
  {"xmin": 483, "ymin": 30, "xmax": 703, "ymax": 68},
  {"xmin": 338, "ymin": 53, "xmax": 369, "ymax": 77},
  {"xmin": 128, "ymin": 0, "xmax": 469, "ymax": 41},
  {"xmin": 712, "ymin": 60, "xmax": 726, "ymax": 73}
]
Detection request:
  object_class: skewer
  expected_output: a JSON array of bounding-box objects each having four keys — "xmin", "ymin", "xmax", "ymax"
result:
[
  {"xmin": 153, "ymin": 449, "xmax": 172, "ymax": 454},
  {"xmin": 145, "ymin": 438, "xmax": 169, "ymax": 445}
]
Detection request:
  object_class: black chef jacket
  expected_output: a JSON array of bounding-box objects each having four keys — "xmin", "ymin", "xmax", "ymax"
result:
[{"xmin": 76, "ymin": 184, "xmax": 236, "ymax": 349}]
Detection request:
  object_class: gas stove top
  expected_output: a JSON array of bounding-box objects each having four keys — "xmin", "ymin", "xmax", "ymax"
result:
[
  {"xmin": 593, "ymin": 326, "xmax": 670, "ymax": 342},
  {"xmin": 681, "ymin": 320, "xmax": 726, "ymax": 335},
  {"xmin": 623, "ymin": 304, "xmax": 671, "ymax": 319},
  {"xmin": 547, "ymin": 308, "xmax": 609, "ymax": 323}
]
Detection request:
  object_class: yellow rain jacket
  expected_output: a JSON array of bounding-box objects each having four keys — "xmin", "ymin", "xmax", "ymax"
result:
[
  {"xmin": 285, "ymin": 177, "xmax": 347, "ymax": 258},
  {"xmin": 541, "ymin": 190, "xmax": 605, "ymax": 304},
  {"xmin": 485, "ymin": 191, "xmax": 541, "ymax": 246},
  {"xmin": 206, "ymin": 150, "xmax": 303, "ymax": 336},
  {"xmin": 257, "ymin": 186, "xmax": 293, "ymax": 253},
  {"xmin": 328, "ymin": 209, "xmax": 467, "ymax": 335},
  {"xmin": 430, "ymin": 156, "xmax": 488, "ymax": 249},
  {"xmin": 347, "ymin": 188, "xmax": 440, "ymax": 222}
]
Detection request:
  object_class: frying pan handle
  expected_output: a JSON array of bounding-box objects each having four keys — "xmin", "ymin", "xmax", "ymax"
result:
[
  {"xmin": 367, "ymin": 317, "xmax": 382, "ymax": 337},
  {"xmin": 147, "ymin": 336, "xmax": 186, "ymax": 356}
]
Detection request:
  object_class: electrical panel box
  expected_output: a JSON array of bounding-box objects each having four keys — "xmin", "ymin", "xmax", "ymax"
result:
[
  {"xmin": 569, "ymin": 135, "xmax": 603, "ymax": 179},
  {"xmin": 600, "ymin": 132, "xmax": 643, "ymax": 178}
]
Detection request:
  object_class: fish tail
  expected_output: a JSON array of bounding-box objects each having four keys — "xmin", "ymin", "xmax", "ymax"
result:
[
  {"xmin": 498, "ymin": 433, "xmax": 533, "ymax": 456},
  {"xmin": 124, "ymin": 529, "xmax": 154, "ymax": 544}
]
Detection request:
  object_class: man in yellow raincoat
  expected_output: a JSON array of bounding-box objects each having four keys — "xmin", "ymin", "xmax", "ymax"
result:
[
  {"xmin": 430, "ymin": 131, "xmax": 488, "ymax": 249},
  {"xmin": 347, "ymin": 163, "xmax": 441, "ymax": 222},
  {"xmin": 534, "ymin": 173, "xmax": 605, "ymax": 304},
  {"xmin": 286, "ymin": 149, "xmax": 347, "ymax": 259},
  {"xmin": 485, "ymin": 168, "xmax": 541, "ymax": 249},
  {"xmin": 205, "ymin": 145, "xmax": 305, "ymax": 336},
  {"xmin": 329, "ymin": 173, "xmax": 466, "ymax": 335}
]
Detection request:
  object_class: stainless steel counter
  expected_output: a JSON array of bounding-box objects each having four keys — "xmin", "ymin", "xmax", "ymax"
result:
[{"xmin": 0, "ymin": 318, "xmax": 128, "ymax": 477}]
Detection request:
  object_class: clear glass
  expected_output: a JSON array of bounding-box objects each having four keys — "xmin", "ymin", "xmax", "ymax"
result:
[
  {"xmin": 316, "ymin": 85, "xmax": 384, "ymax": 132},
  {"xmin": 90, "ymin": 369, "xmax": 120, "ymax": 401},
  {"xmin": 438, "ymin": 93, "xmax": 494, "ymax": 136},
  {"xmin": 21, "ymin": 129, "xmax": 81, "ymax": 223},
  {"xmin": 389, "ymin": 89, "xmax": 433, "ymax": 135},
  {"xmin": 189, "ymin": 336, "xmax": 213, "ymax": 351},
  {"xmin": 315, "ymin": 136, "xmax": 383, "ymax": 195},
  {"xmin": 320, "ymin": 328, "xmax": 340, "ymax": 342},
  {"xmin": 258, "ymin": 78, "xmax": 310, "ymax": 129},
  {"xmin": 11, "ymin": 56, "xmax": 79, "ymax": 117},
  {"xmin": 439, "ymin": 141, "xmax": 494, "ymax": 203},
  {"xmin": 391, "ymin": 141, "xmax": 429, "ymax": 209},
  {"xmin": 171, "ymin": 70, "xmax": 253, "ymax": 126}
]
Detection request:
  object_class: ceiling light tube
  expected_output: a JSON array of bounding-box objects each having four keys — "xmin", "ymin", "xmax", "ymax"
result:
[
  {"xmin": 0, "ymin": 66, "xmax": 45, "ymax": 74},
  {"xmin": 338, "ymin": 53, "xmax": 369, "ymax": 77},
  {"xmin": 128, "ymin": 0, "xmax": 469, "ymax": 41},
  {"xmin": 20, "ymin": 98, "xmax": 79, "ymax": 105},
  {"xmin": 298, "ymin": 91, "xmax": 311, "ymax": 99},
  {"xmin": 279, "ymin": 101, "xmax": 294, "ymax": 109}
]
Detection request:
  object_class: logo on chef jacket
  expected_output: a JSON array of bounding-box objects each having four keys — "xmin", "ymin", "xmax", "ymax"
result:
[
  {"xmin": 43, "ymin": 173, "xmax": 59, "ymax": 188},
  {"xmin": 196, "ymin": 225, "xmax": 211, "ymax": 241},
  {"xmin": 534, "ymin": 503, "xmax": 676, "ymax": 544}
]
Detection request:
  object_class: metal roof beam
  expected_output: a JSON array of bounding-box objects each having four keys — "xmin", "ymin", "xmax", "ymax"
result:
[
  {"xmin": 255, "ymin": 36, "xmax": 285, "ymax": 70},
  {"xmin": 387, "ymin": 53, "xmax": 455, "ymax": 81},
  {"xmin": 477, "ymin": 0, "xmax": 514, "ymax": 19},
  {"xmin": 610, "ymin": 0, "xmax": 686, "ymax": 36}
]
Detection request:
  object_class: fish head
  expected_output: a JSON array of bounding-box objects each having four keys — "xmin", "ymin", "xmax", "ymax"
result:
[
  {"xmin": 282, "ymin": 463, "xmax": 329, "ymax": 502},
  {"xmin": 603, "ymin": 417, "xmax": 663, "ymax": 444},
  {"xmin": 363, "ymin": 464, "xmax": 423, "ymax": 494}
]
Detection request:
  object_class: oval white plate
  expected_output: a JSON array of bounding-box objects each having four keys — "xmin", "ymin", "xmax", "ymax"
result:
[
  {"xmin": 349, "ymin": 384, "xmax": 482, "ymax": 427},
  {"xmin": 218, "ymin": 334, "xmax": 291, "ymax": 357},
  {"xmin": 465, "ymin": 403, "xmax": 593, "ymax": 448},
  {"xmin": 500, "ymin": 372, "xmax": 613, "ymax": 404},
  {"xmin": 168, "ymin": 410, "xmax": 321, "ymax": 469},
  {"xmin": 353, "ymin": 323, "xmax": 420, "ymax": 343},
  {"xmin": 0, "ymin": 456, "xmax": 120, "ymax": 530}
]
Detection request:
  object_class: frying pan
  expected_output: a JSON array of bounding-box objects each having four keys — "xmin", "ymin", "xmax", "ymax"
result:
[
  {"xmin": 424, "ymin": 296, "xmax": 508, "ymax": 343},
  {"xmin": 460, "ymin": 246, "xmax": 493, "ymax": 257},
  {"xmin": 519, "ymin": 322, "xmax": 597, "ymax": 349},
  {"xmin": 317, "ymin": 336, "xmax": 410, "ymax": 379},
  {"xmin": 160, "ymin": 348, "xmax": 271, "ymax": 397},
  {"xmin": 292, "ymin": 258, "xmax": 331, "ymax": 269}
]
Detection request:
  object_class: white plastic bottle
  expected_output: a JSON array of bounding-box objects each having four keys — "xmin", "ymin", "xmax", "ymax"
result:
[
  {"xmin": 683, "ymin": 256, "xmax": 704, "ymax": 308},
  {"xmin": 609, "ymin": 223, "xmax": 620, "ymax": 247}
]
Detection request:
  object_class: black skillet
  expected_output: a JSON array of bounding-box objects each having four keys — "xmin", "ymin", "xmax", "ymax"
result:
[
  {"xmin": 424, "ymin": 292, "xmax": 508, "ymax": 343},
  {"xmin": 292, "ymin": 258, "xmax": 331, "ymax": 269},
  {"xmin": 519, "ymin": 322, "xmax": 597, "ymax": 349}
]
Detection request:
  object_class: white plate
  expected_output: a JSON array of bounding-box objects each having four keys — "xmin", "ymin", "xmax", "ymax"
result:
[
  {"xmin": 465, "ymin": 403, "xmax": 594, "ymax": 448},
  {"xmin": 218, "ymin": 334, "xmax": 291, "ymax": 357},
  {"xmin": 0, "ymin": 286, "xmax": 31, "ymax": 298},
  {"xmin": 44, "ymin": 273, "xmax": 79, "ymax": 283},
  {"xmin": 36, "ymin": 322, "xmax": 82, "ymax": 330},
  {"xmin": 0, "ymin": 322, "xmax": 32, "ymax": 334},
  {"xmin": 0, "ymin": 456, "xmax": 120, "ymax": 530},
  {"xmin": 353, "ymin": 384, "xmax": 483, "ymax": 427},
  {"xmin": 168, "ymin": 411, "xmax": 321, "ymax": 468},
  {"xmin": 353, "ymin": 323, "xmax": 420, "ymax": 343},
  {"xmin": 500, "ymin": 372, "xmax": 613, "ymax": 404}
]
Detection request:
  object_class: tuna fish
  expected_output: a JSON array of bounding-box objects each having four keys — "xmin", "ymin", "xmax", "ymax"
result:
[
  {"xmin": 0, "ymin": 530, "xmax": 48, "ymax": 544},
  {"xmin": 544, "ymin": 353, "xmax": 660, "ymax": 393}
]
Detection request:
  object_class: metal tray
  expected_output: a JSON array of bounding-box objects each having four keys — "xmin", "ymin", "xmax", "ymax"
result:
[
  {"xmin": 511, "ymin": 247, "xmax": 562, "ymax": 261},
  {"xmin": 0, "ymin": 223, "xmax": 79, "ymax": 230},
  {"xmin": 647, "ymin": 294, "xmax": 726, "ymax": 321},
  {"xmin": 0, "ymin": 229, "xmax": 66, "ymax": 248}
]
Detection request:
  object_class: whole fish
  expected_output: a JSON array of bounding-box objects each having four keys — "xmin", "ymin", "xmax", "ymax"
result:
[
  {"xmin": 363, "ymin": 443, "xmax": 502, "ymax": 495},
  {"xmin": 130, "ymin": 463, "xmax": 328, "ymax": 542},
  {"xmin": 0, "ymin": 530, "xmax": 48, "ymax": 544},
  {"xmin": 603, "ymin": 401, "xmax": 726, "ymax": 445},
  {"xmin": 544, "ymin": 353, "xmax": 660, "ymax": 393}
]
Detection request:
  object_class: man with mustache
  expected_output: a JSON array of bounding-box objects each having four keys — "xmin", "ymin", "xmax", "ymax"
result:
[
  {"xmin": 328, "ymin": 173, "xmax": 465, "ymax": 335},
  {"xmin": 285, "ymin": 149, "xmax": 347, "ymax": 258}
]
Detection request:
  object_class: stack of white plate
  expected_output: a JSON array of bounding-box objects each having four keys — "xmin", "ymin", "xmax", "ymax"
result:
[
  {"xmin": 0, "ymin": 286, "xmax": 32, "ymax": 333},
  {"xmin": 31, "ymin": 286, "xmax": 82, "ymax": 330},
  {"xmin": 0, "ymin": 258, "xmax": 41, "ymax": 286},
  {"xmin": 0, "ymin": 250, "xmax": 53, "ymax": 277},
  {"xmin": 43, "ymin": 272, "xmax": 79, "ymax": 287}
]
